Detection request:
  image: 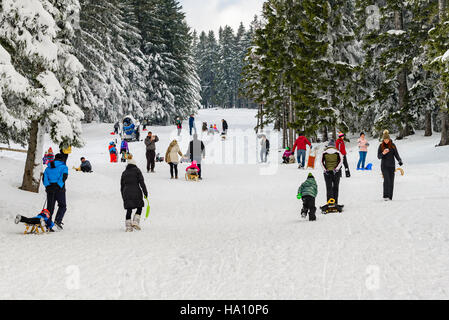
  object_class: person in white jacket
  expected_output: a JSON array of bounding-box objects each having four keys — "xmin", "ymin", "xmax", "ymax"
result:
[{"xmin": 165, "ymin": 140, "xmax": 183, "ymax": 179}]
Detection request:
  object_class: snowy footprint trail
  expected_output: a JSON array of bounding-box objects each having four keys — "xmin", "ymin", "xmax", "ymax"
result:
[{"xmin": 1, "ymin": 108, "xmax": 449, "ymax": 299}]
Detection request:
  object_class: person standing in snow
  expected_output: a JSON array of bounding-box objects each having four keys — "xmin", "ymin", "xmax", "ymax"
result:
[
  {"xmin": 144, "ymin": 132, "xmax": 159, "ymax": 173},
  {"xmin": 357, "ymin": 132, "xmax": 369, "ymax": 170},
  {"xmin": 189, "ymin": 114, "xmax": 196, "ymax": 136},
  {"xmin": 336, "ymin": 132, "xmax": 350, "ymax": 177},
  {"xmin": 109, "ymin": 141, "xmax": 118, "ymax": 162},
  {"xmin": 321, "ymin": 139, "xmax": 343, "ymax": 205},
  {"xmin": 42, "ymin": 153, "xmax": 69, "ymax": 231},
  {"xmin": 120, "ymin": 154, "xmax": 148, "ymax": 232},
  {"xmin": 378, "ymin": 130, "xmax": 403, "ymax": 201},
  {"xmin": 297, "ymin": 173, "xmax": 318, "ymax": 221},
  {"xmin": 176, "ymin": 117, "xmax": 182, "ymax": 136},
  {"xmin": 222, "ymin": 119, "xmax": 228, "ymax": 134},
  {"xmin": 259, "ymin": 135, "xmax": 270, "ymax": 163},
  {"xmin": 292, "ymin": 132, "xmax": 312, "ymax": 169},
  {"xmin": 120, "ymin": 139, "xmax": 129, "ymax": 162},
  {"xmin": 165, "ymin": 139, "xmax": 183, "ymax": 179},
  {"xmin": 114, "ymin": 122, "xmax": 120, "ymax": 135},
  {"xmin": 186, "ymin": 133, "xmax": 205, "ymax": 180}
]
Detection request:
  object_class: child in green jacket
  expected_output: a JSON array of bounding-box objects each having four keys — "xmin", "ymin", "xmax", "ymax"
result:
[{"xmin": 297, "ymin": 173, "xmax": 318, "ymax": 221}]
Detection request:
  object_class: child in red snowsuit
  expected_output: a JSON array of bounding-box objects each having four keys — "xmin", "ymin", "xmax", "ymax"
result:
[{"xmin": 109, "ymin": 142, "xmax": 118, "ymax": 162}]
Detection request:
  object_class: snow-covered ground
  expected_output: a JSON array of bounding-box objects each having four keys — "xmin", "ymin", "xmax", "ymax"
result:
[{"xmin": 1, "ymin": 108, "xmax": 449, "ymax": 299}]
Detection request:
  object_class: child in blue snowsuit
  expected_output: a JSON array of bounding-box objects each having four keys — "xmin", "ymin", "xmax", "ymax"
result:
[{"xmin": 15, "ymin": 209, "xmax": 55, "ymax": 231}]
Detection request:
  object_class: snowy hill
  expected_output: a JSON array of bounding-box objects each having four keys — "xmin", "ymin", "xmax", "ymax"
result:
[{"xmin": 1, "ymin": 108, "xmax": 449, "ymax": 299}]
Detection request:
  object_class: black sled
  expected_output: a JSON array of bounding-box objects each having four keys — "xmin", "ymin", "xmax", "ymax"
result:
[{"xmin": 320, "ymin": 199, "xmax": 344, "ymax": 214}]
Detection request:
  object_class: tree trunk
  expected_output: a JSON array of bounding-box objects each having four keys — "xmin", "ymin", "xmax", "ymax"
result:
[
  {"xmin": 424, "ymin": 110, "xmax": 432, "ymax": 136},
  {"xmin": 322, "ymin": 126, "xmax": 329, "ymax": 142},
  {"xmin": 438, "ymin": 0, "xmax": 449, "ymax": 146},
  {"xmin": 21, "ymin": 120, "xmax": 44, "ymax": 193},
  {"xmin": 282, "ymin": 102, "xmax": 287, "ymax": 149},
  {"xmin": 288, "ymin": 88, "xmax": 294, "ymax": 149},
  {"xmin": 332, "ymin": 126, "xmax": 337, "ymax": 140}
]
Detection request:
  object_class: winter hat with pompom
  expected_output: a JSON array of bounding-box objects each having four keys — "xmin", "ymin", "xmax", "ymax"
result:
[{"xmin": 382, "ymin": 130, "xmax": 390, "ymax": 140}]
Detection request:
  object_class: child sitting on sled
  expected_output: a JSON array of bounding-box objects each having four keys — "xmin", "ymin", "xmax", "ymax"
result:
[
  {"xmin": 109, "ymin": 142, "xmax": 118, "ymax": 163},
  {"xmin": 186, "ymin": 160, "xmax": 200, "ymax": 176},
  {"xmin": 297, "ymin": 173, "xmax": 318, "ymax": 221},
  {"xmin": 282, "ymin": 147, "xmax": 294, "ymax": 164},
  {"xmin": 15, "ymin": 209, "xmax": 55, "ymax": 232}
]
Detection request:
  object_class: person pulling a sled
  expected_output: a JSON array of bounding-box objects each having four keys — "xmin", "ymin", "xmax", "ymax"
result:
[
  {"xmin": 378, "ymin": 130, "xmax": 403, "ymax": 201},
  {"xmin": 186, "ymin": 134, "xmax": 205, "ymax": 180},
  {"xmin": 292, "ymin": 132, "xmax": 312, "ymax": 169},
  {"xmin": 321, "ymin": 139, "xmax": 344, "ymax": 212},
  {"xmin": 297, "ymin": 173, "xmax": 318, "ymax": 221},
  {"xmin": 336, "ymin": 132, "xmax": 350, "ymax": 177},
  {"xmin": 120, "ymin": 154, "xmax": 148, "ymax": 232},
  {"xmin": 43, "ymin": 153, "xmax": 69, "ymax": 230}
]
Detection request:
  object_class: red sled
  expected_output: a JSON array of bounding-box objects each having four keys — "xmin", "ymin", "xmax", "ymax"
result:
[
  {"xmin": 306, "ymin": 149, "xmax": 317, "ymax": 169},
  {"xmin": 110, "ymin": 132, "xmax": 115, "ymax": 135}
]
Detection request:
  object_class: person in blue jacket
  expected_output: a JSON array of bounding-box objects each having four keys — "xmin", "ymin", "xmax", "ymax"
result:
[
  {"xmin": 15, "ymin": 209, "xmax": 55, "ymax": 232},
  {"xmin": 43, "ymin": 153, "xmax": 68, "ymax": 230},
  {"xmin": 189, "ymin": 114, "xmax": 196, "ymax": 136}
]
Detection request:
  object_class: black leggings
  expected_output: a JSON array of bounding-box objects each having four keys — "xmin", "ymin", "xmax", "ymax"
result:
[
  {"xmin": 169, "ymin": 162, "xmax": 178, "ymax": 178},
  {"xmin": 126, "ymin": 207, "xmax": 142, "ymax": 220},
  {"xmin": 20, "ymin": 216, "xmax": 41, "ymax": 225}
]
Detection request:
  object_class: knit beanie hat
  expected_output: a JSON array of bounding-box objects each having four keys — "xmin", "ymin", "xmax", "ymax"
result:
[
  {"xmin": 338, "ymin": 132, "xmax": 345, "ymax": 138},
  {"xmin": 308, "ymin": 173, "xmax": 314, "ymax": 179},
  {"xmin": 382, "ymin": 130, "xmax": 390, "ymax": 140}
]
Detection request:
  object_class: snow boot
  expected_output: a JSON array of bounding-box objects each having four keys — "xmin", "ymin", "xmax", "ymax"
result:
[
  {"xmin": 132, "ymin": 214, "xmax": 141, "ymax": 231},
  {"xmin": 126, "ymin": 219, "xmax": 133, "ymax": 232},
  {"xmin": 55, "ymin": 221, "xmax": 63, "ymax": 231},
  {"xmin": 345, "ymin": 168, "xmax": 351, "ymax": 177},
  {"xmin": 15, "ymin": 215, "xmax": 21, "ymax": 224},
  {"xmin": 300, "ymin": 208, "xmax": 308, "ymax": 219},
  {"xmin": 309, "ymin": 208, "xmax": 317, "ymax": 221}
]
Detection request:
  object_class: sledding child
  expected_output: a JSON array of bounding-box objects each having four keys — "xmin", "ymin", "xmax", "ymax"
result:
[
  {"xmin": 120, "ymin": 139, "xmax": 129, "ymax": 162},
  {"xmin": 15, "ymin": 209, "xmax": 55, "ymax": 232},
  {"xmin": 297, "ymin": 173, "xmax": 318, "ymax": 221},
  {"xmin": 282, "ymin": 147, "xmax": 294, "ymax": 164},
  {"xmin": 109, "ymin": 142, "xmax": 118, "ymax": 163},
  {"xmin": 42, "ymin": 147, "xmax": 55, "ymax": 165},
  {"xmin": 186, "ymin": 160, "xmax": 200, "ymax": 176}
]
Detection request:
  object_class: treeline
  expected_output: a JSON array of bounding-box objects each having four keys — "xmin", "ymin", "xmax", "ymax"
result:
[
  {"xmin": 242, "ymin": 0, "xmax": 449, "ymax": 147},
  {"xmin": 193, "ymin": 17, "xmax": 260, "ymax": 109}
]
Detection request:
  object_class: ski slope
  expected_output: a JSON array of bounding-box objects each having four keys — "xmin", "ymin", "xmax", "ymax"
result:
[{"xmin": 1, "ymin": 108, "xmax": 449, "ymax": 299}]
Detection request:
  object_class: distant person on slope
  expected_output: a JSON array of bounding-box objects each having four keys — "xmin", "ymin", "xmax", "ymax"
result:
[
  {"xmin": 120, "ymin": 154, "xmax": 148, "ymax": 232},
  {"xmin": 43, "ymin": 153, "xmax": 69, "ymax": 231},
  {"xmin": 165, "ymin": 139, "xmax": 183, "ymax": 179},
  {"xmin": 186, "ymin": 133, "xmax": 205, "ymax": 180},
  {"xmin": 144, "ymin": 132, "xmax": 159, "ymax": 173},
  {"xmin": 357, "ymin": 132, "xmax": 369, "ymax": 170},
  {"xmin": 292, "ymin": 132, "xmax": 312, "ymax": 169},
  {"xmin": 79, "ymin": 157, "xmax": 92, "ymax": 173},
  {"xmin": 114, "ymin": 122, "xmax": 120, "ymax": 135},
  {"xmin": 175, "ymin": 117, "xmax": 182, "ymax": 136},
  {"xmin": 189, "ymin": 114, "xmax": 196, "ymax": 136},
  {"xmin": 222, "ymin": 119, "xmax": 228, "ymax": 135},
  {"xmin": 378, "ymin": 130, "xmax": 403, "ymax": 201},
  {"xmin": 297, "ymin": 173, "xmax": 318, "ymax": 221},
  {"xmin": 321, "ymin": 139, "xmax": 343, "ymax": 205},
  {"xmin": 259, "ymin": 135, "xmax": 270, "ymax": 163},
  {"xmin": 336, "ymin": 132, "xmax": 350, "ymax": 177},
  {"xmin": 120, "ymin": 139, "xmax": 129, "ymax": 163},
  {"xmin": 109, "ymin": 142, "xmax": 118, "ymax": 163}
]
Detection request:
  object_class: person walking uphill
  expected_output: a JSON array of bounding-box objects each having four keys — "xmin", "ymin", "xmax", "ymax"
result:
[
  {"xmin": 297, "ymin": 173, "xmax": 318, "ymax": 221},
  {"xmin": 43, "ymin": 153, "xmax": 69, "ymax": 231},
  {"xmin": 292, "ymin": 132, "xmax": 312, "ymax": 169},
  {"xmin": 144, "ymin": 132, "xmax": 159, "ymax": 173},
  {"xmin": 336, "ymin": 132, "xmax": 350, "ymax": 177},
  {"xmin": 321, "ymin": 139, "xmax": 343, "ymax": 205},
  {"xmin": 378, "ymin": 130, "xmax": 403, "ymax": 201},
  {"xmin": 120, "ymin": 154, "xmax": 148, "ymax": 232},
  {"xmin": 165, "ymin": 140, "xmax": 183, "ymax": 179},
  {"xmin": 186, "ymin": 133, "xmax": 205, "ymax": 179}
]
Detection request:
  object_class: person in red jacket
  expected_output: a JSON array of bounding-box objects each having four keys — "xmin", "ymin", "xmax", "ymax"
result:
[
  {"xmin": 292, "ymin": 132, "xmax": 312, "ymax": 169},
  {"xmin": 336, "ymin": 132, "xmax": 350, "ymax": 177}
]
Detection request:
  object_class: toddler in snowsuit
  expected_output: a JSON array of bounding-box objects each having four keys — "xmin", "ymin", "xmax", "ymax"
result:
[
  {"xmin": 297, "ymin": 173, "xmax": 318, "ymax": 221},
  {"xmin": 15, "ymin": 209, "xmax": 55, "ymax": 231},
  {"xmin": 120, "ymin": 140, "xmax": 129, "ymax": 162},
  {"xmin": 282, "ymin": 147, "xmax": 294, "ymax": 164},
  {"xmin": 109, "ymin": 142, "xmax": 118, "ymax": 163},
  {"xmin": 43, "ymin": 147, "xmax": 55, "ymax": 165},
  {"xmin": 186, "ymin": 160, "xmax": 200, "ymax": 176}
]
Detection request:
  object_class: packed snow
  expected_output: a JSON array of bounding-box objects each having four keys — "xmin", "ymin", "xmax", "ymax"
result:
[{"xmin": 1, "ymin": 108, "xmax": 449, "ymax": 299}]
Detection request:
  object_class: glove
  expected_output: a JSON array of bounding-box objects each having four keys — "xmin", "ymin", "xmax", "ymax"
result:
[
  {"xmin": 398, "ymin": 161, "xmax": 403, "ymax": 166},
  {"xmin": 297, "ymin": 193, "xmax": 302, "ymax": 200},
  {"xmin": 310, "ymin": 145, "xmax": 313, "ymax": 149},
  {"xmin": 324, "ymin": 170, "xmax": 330, "ymax": 175}
]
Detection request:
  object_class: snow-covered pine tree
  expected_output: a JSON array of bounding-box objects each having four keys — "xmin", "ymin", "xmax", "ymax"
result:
[{"xmin": 0, "ymin": 0, "xmax": 84, "ymax": 192}]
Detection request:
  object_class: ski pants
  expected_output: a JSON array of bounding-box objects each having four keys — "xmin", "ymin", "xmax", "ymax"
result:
[
  {"xmin": 297, "ymin": 149, "xmax": 306, "ymax": 167},
  {"xmin": 302, "ymin": 195, "xmax": 316, "ymax": 220},
  {"xmin": 343, "ymin": 155, "xmax": 349, "ymax": 170},
  {"xmin": 382, "ymin": 166, "xmax": 395, "ymax": 200},
  {"xmin": 357, "ymin": 151, "xmax": 367, "ymax": 169},
  {"xmin": 46, "ymin": 189, "xmax": 67, "ymax": 224},
  {"xmin": 20, "ymin": 216, "xmax": 41, "ymax": 225},
  {"xmin": 169, "ymin": 162, "xmax": 178, "ymax": 178},
  {"xmin": 146, "ymin": 150, "xmax": 156, "ymax": 172},
  {"xmin": 260, "ymin": 149, "xmax": 268, "ymax": 163},
  {"xmin": 126, "ymin": 207, "xmax": 142, "ymax": 220},
  {"xmin": 324, "ymin": 170, "xmax": 341, "ymax": 204}
]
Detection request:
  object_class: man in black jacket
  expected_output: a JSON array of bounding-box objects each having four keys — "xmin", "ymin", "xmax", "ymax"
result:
[
  {"xmin": 222, "ymin": 119, "xmax": 228, "ymax": 134},
  {"xmin": 378, "ymin": 130, "xmax": 403, "ymax": 201}
]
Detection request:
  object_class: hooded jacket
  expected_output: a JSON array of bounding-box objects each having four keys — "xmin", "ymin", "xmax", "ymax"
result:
[
  {"xmin": 120, "ymin": 164, "xmax": 148, "ymax": 209},
  {"xmin": 187, "ymin": 134, "xmax": 205, "ymax": 164},
  {"xmin": 165, "ymin": 141, "xmax": 183, "ymax": 164},
  {"xmin": 321, "ymin": 147, "xmax": 343, "ymax": 172},
  {"xmin": 298, "ymin": 176, "xmax": 318, "ymax": 198},
  {"xmin": 43, "ymin": 160, "xmax": 68, "ymax": 189}
]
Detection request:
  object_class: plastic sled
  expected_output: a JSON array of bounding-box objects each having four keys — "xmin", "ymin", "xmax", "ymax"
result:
[
  {"xmin": 365, "ymin": 163, "xmax": 373, "ymax": 170},
  {"xmin": 396, "ymin": 168, "xmax": 404, "ymax": 176},
  {"xmin": 306, "ymin": 149, "xmax": 317, "ymax": 169},
  {"xmin": 320, "ymin": 199, "xmax": 343, "ymax": 214},
  {"xmin": 110, "ymin": 132, "xmax": 116, "ymax": 135}
]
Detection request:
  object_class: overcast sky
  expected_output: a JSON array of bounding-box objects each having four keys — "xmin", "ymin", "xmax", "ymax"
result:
[{"xmin": 179, "ymin": 0, "xmax": 264, "ymax": 34}]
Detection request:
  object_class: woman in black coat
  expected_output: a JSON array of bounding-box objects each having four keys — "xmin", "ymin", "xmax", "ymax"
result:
[
  {"xmin": 120, "ymin": 156, "xmax": 148, "ymax": 232},
  {"xmin": 377, "ymin": 130, "xmax": 403, "ymax": 201}
]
